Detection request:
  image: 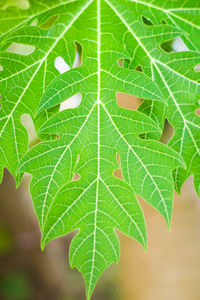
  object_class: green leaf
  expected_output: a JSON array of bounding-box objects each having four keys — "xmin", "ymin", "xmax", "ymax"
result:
[
  {"xmin": 0, "ymin": 0, "xmax": 72, "ymax": 40},
  {"xmin": 15, "ymin": 1, "xmax": 184, "ymax": 298},
  {"xmin": 112, "ymin": 0, "xmax": 200, "ymax": 195},
  {"xmin": 0, "ymin": 0, "xmax": 91, "ymax": 184}
]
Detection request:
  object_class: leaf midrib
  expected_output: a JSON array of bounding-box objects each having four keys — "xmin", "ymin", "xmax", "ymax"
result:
[{"xmin": 88, "ymin": 0, "xmax": 101, "ymax": 295}]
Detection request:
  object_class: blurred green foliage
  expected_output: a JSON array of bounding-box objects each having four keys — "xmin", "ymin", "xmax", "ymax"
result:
[
  {"xmin": 0, "ymin": 226, "xmax": 12, "ymax": 255},
  {"xmin": 0, "ymin": 272, "xmax": 31, "ymax": 300}
]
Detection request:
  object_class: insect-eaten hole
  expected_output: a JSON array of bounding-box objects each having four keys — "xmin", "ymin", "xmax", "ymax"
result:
[
  {"xmin": 75, "ymin": 42, "xmax": 82, "ymax": 67},
  {"xmin": 54, "ymin": 56, "xmax": 70, "ymax": 74},
  {"xmin": 142, "ymin": 16, "xmax": 153, "ymax": 26},
  {"xmin": 160, "ymin": 119, "xmax": 174, "ymax": 144},
  {"xmin": 54, "ymin": 43, "xmax": 82, "ymax": 74},
  {"xmin": 113, "ymin": 153, "xmax": 123, "ymax": 180},
  {"xmin": 161, "ymin": 37, "xmax": 189, "ymax": 53},
  {"xmin": 135, "ymin": 65, "xmax": 143, "ymax": 72},
  {"xmin": 0, "ymin": 95, "xmax": 2, "ymax": 109},
  {"xmin": 2, "ymin": 0, "xmax": 30, "ymax": 10},
  {"xmin": 195, "ymin": 100, "xmax": 200, "ymax": 116},
  {"xmin": 117, "ymin": 58, "xmax": 135, "ymax": 68},
  {"xmin": 40, "ymin": 14, "xmax": 60, "ymax": 29},
  {"xmin": 6, "ymin": 43, "xmax": 35, "ymax": 56},
  {"xmin": 20, "ymin": 114, "xmax": 37, "ymax": 146},
  {"xmin": 60, "ymin": 93, "xmax": 82, "ymax": 111},
  {"xmin": 195, "ymin": 102, "xmax": 200, "ymax": 116},
  {"xmin": 161, "ymin": 39, "xmax": 175, "ymax": 53},
  {"xmin": 118, "ymin": 57, "xmax": 143, "ymax": 71},
  {"xmin": 194, "ymin": 64, "xmax": 200, "ymax": 72},
  {"xmin": 172, "ymin": 37, "xmax": 190, "ymax": 52},
  {"xmin": 72, "ymin": 173, "xmax": 81, "ymax": 181},
  {"xmin": 54, "ymin": 42, "xmax": 82, "ymax": 111},
  {"xmin": 0, "ymin": 65, "xmax": 3, "ymax": 71},
  {"xmin": 72, "ymin": 155, "xmax": 81, "ymax": 181},
  {"xmin": 118, "ymin": 58, "xmax": 124, "ymax": 67},
  {"xmin": 195, "ymin": 108, "xmax": 200, "ymax": 116},
  {"xmin": 30, "ymin": 18, "xmax": 38, "ymax": 26},
  {"xmin": 117, "ymin": 92, "xmax": 143, "ymax": 111}
]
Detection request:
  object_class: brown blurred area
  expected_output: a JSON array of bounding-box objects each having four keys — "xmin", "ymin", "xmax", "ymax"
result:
[{"xmin": 119, "ymin": 177, "xmax": 200, "ymax": 300}]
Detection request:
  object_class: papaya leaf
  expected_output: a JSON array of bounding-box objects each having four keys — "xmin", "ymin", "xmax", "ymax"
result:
[
  {"xmin": 0, "ymin": 0, "xmax": 91, "ymax": 184},
  {"xmin": 14, "ymin": 1, "xmax": 185, "ymax": 298},
  {"xmin": 113, "ymin": 0, "xmax": 200, "ymax": 194}
]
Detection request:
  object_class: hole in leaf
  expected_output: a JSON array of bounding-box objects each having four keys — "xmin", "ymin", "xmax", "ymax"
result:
[
  {"xmin": 2, "ymin": 0, "xmax": 30, "ymax": 10},
  {"xmin": 6, "ymin": 43, "xmax": 35, "ymax": 56},
  {"xmin": 118, "ymin": 59, "xmax": 124, "ymax": 67},
  {"xmin": 117, "ymin": 92, "xmax": 143, "ymax": 111},
  {"xmin": 30, "ymin": 18, "xmax": 38, "ymax": 26},
  {"xmin": 72, "ymin": 173, "xmax": 81, "ymax": 181},
  {"xmin": 72, "ymin": 155, "xmax": 80, "ymax": 181},
  {"xmin": 135, "ymin": 65, "xmax": 143, "ymax": 72},
  {"xmin": 55, "ymin": 42, "xmax": 83, "ymax": 111},
  {"xmin": 172, "ymin": 37, "xmax": 190, "ymax": 52},
  {"xmin": 142, "ymin": 16, "xmax": 153, "ymax": 26},
  {"xmin": 113, "ymin": 154, "xmax": 123, "ymax": 180},
  {"xmin": 161, "ymin": 39, "xmax": 175, "ymax": 53},
  {"xmin": 54, "ymin": 56, "xmax": 70, "ymax": 74},
  {"xmin": 194, "ymin": 64, "xmax": 200, "ymax": 72},
  {"xmin": 118, "ymin": 58, "xmax": 136, "ymax": 69},
  {"xmin": 160, "ymin": 37, "xmax": 190, "ymax": 52},
  {"xmin": 74, "ymin": 48, "xmax": 81, "ymax": 68},
  {"xmin": 0, "ymin": 66, "xmax": 3, "ymax": 71},
  {"xmin": 195, "ymin": 108, "xmax": 200, "ymax": 116},
  {"xmin": 161, "ymin": 37, "xmax": 189, "ymax": 53},
  {"xmin": 74, "ymin": 42, "xmax": 82, "ymax": 67},
  {"xmin": 196, "ymin": 100, "xmax": 200, "ymax": 115},
  {"xmin": 20, "ymin": 114, "xmax": 37, "ymax": 144},
  {"xmin": 54, "ymin": 43, "xmax": 82, "ymax": 74},
  {"xmin": 160, "ymin": 119, "xmax": 174, "ymax": 144},
  {"xmin": 60, "ymin": 94, "xmax": 82, "ymax": 111},
  {"xmin": 40, "ymin": 14, "xmax": 59, "ymax": 29},
  {"xmin": 118, "ymin": 59, "xmax": 143, "ymax": 71}
]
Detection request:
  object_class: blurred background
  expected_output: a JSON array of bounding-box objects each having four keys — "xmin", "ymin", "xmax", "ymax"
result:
[
  {"xmin": 1, "ymin": 0, "xmax": 200, "ymax": 299},
  {"xmin": 1, "ymin": 159, "xmax": 200, "ymax": 300}
]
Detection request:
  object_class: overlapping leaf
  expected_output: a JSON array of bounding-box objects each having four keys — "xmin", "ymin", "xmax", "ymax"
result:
[
  {"xmin": 113, "ymin": 0, "xmax": 200, "ymax": 194},
  {"xmin": 0, "ymin": 0, "xmax": 74, "ymax": 40},
  {"xmin": 0, "ymin": 0, "xmax": 91, "ymax": 183},
  {"xmin": 16, "ymin": 1, "xmax": 185, "ymax": 298}
]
